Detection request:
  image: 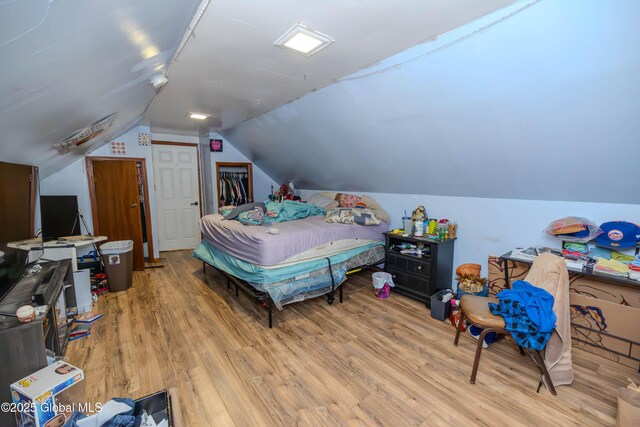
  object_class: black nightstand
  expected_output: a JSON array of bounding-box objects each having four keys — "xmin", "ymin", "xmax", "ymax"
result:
[{"xmin": 383, "ymin": 232, "xmax": 455, "ymax": 307}]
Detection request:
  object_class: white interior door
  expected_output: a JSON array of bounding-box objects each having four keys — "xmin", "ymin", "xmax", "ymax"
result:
[{"xmin": 152, "ymin": 144, "xmax": 201, "ymax": 251}]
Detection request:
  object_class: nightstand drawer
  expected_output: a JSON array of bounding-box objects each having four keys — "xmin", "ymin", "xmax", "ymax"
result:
[
  {"xmin": 387, "ymin": 253, "xmax": 430, "ymax": 277},
  {"xmin": 388, "ymin": 267, "xmax": 431, "ymax": 298}
]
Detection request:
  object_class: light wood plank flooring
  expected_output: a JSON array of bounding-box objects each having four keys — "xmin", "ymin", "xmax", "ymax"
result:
[{"xmin": 66, "ymin": 250, "xmax": 638, "ymax": 426}]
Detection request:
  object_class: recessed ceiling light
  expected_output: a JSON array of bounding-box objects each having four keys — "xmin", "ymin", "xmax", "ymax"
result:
[
  {"xmin": 274, "ymin": 24, "xmax": 334, "ymax": 57},
  {"xmin": 189, "ymin": 113, "xmax": 209, "ymax": 120}
]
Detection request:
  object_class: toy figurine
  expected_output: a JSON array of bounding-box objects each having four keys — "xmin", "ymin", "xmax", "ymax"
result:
[{"xmin": 411, "ymin": 205, "xmax": 427, "ymax": 223}]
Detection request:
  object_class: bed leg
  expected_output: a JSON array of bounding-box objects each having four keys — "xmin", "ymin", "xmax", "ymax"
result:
[
  {"xmin": 268, "ymin": 300, "xmax": 273, "ymax": 329},
  {"xmin": 326, "ymin": 257, "xmax": 335, "ymax": 305},
  {"xmin": 339, "ymin": 283, "xmax": 343, "ymax": 303},
  {"xmin": 227, "ymin": 277, "xmax": 231, "ymax": 289},
  {"xmin": 235, "ymin": 284, "xmax": 239, "ymax": 297},
  {"xmin": 202, "ymin": 261, "xmax": 205, "ymax": 272}
]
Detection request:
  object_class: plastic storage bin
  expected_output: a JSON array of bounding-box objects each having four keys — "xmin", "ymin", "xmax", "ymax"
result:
[
  {"xmin": 430, "ymin": 290, "xmax": 453, "ymax": 321},
  {"xmin": 100, "ymin": 240, "xmax": 134, "ymax": 292}
]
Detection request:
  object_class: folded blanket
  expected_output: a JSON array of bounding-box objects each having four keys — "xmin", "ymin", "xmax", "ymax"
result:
[{"xmin": 489, "ymin": 280, "xmax": 556, "ymax": 350}]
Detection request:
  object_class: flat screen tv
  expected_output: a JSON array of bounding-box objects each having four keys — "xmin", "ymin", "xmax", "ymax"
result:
[
  {"xmin": 40, "ymin": 195, "xmax": 81, "ymax": 241},
  {"xmin": 0, "ymin": 161, "xmax": 41, "ymax": 301}
]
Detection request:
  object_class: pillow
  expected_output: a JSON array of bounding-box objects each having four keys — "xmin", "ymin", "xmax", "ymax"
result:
[
  {"xmin": 335, "ymin": 193, "xmax": 361, "ymax": 208},
  {"xmin": 325, "ymin": 207, "xmax": 381, "ymax": 226},
  {"xmin": 307, "ymin": 193, "xmax": 339, "ymax": 210},
  {"xmin": 359, "ymin": 194, "xmax": 391, "ymax": 224},
  {"xmin": 352, "ymin": 207, "xmax": 381, "ymax": 226},
  {"xmin": 319, "ymin": 191, "xmax": 337, "ymax": 200},
  {"xmin": 325, "ymin": 208, "xmax": 354, "ymax": 224}
]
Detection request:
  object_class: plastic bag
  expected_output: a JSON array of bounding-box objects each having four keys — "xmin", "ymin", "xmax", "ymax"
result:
[
  {"xmin": 544, "ymin": 216, "xmax": 603, "ymax": 243},
  {"xmin": 617, "ymin": 379, "xmax": 640, "ymax": 427},
  {"xmin": 372, "ymin": 272, "xmax": 394, "ymax": 289}
]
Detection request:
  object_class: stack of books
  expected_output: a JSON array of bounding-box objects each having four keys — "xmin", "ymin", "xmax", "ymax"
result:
[{"xmin": 69, "ymin": 313, "xmax": 103, "ymax": 341}]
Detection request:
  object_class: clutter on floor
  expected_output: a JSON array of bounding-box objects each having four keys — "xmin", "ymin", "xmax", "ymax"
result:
[
  {"xmin": 66, "ymin": 390, "xmax": 173, "ymax": 427},
  {"xmin": 68, "ymin": 312, "xmax": 102, "ymax": 341},
  {"xmin": 11, "ymin": 361, "xmax": 84, "ymax": 427}
]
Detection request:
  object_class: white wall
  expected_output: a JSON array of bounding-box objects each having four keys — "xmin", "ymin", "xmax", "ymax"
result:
[
  {"xmin": 40, "ymin": 125, "xmax": 161, "ymax": 259},
  {"xmin": 301, "ymin": 189, "xmax": 640, "ymax": 287},
  {"xmin": 208, "ymin": 133, "xmax": 277, "ymax": 213},
  {"xmin": 40, "ymin": 128, "xmax": 279, "ymax": 258}
]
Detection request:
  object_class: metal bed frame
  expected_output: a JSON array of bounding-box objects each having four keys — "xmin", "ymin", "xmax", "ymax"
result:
[{"xmin": 202, "ymin": 257, "xmax": 384, "ymax": 328}]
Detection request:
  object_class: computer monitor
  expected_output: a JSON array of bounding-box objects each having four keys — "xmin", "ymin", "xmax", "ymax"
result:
[{"xmin": 40, "ymin": 195, "xmax": 81, "ymax": 241}]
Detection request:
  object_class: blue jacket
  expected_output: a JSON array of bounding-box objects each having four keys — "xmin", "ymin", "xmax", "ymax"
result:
[{"xmin": 489, "ymin": 280, "xmax": 556, "ymax": 350}]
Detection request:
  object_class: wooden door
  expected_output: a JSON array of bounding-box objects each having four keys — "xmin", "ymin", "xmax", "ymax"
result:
[
  {"xmin": 90, "ymin": 160, "xmax": 145, "ymax": 270},
  {"xmin": 152, "ymin": 144, "xmax": 202, "ymax": 251}
]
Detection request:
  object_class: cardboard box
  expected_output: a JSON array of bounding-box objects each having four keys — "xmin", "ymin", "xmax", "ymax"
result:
[{"xmin": 10, "ymin": 361, "xmax": 84, "ymax": 427}]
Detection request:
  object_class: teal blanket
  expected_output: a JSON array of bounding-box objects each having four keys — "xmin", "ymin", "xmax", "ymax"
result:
[{"xmin": 264, "ymin": 200, "xmax": 325, "ymax": 223}]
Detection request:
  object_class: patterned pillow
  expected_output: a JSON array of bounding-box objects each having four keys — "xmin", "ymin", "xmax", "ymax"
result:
[
  {"xmin": 325, "ymin": 207, "xmax": 381, "ymax": 226},
  {"xmin": 352, "ymin": 208, "xmax": 381, "ymax": 226},
  {"xmin": 335, "ymin": 193, "xmax": 361, "ymax": 208},
  {"xmin": 325, "ymin": 208, "xmax": 355, "ymax": 224}
]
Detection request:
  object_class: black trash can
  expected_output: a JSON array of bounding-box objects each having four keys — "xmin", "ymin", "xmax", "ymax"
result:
[
  {"xmin": 430, "ymin": 290, "xmax": 453, "ymax": 321},
  {"xmin": 100, "ymin": 240, "xmax": 134, "ymax": 292}
]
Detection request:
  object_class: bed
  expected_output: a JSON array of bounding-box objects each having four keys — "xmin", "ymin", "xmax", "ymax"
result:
[{"xmin": 193, "ymin": 206, "xmax": 387, "ymax": 327}]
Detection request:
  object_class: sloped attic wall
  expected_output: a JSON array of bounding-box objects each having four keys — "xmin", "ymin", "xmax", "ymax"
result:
[{"xmin": 223, "ymin": 0, "xmax": 640, "ymax": 204}]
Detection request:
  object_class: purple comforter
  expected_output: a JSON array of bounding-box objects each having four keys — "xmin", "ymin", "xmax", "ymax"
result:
[{"xmin": 199, "ymin": 214, "xmax": 387, "ymax": 266}]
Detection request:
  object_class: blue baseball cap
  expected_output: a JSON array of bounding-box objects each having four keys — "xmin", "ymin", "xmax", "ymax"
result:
[{"xmin": 595, "ymin": 221, "xmax": 640, "ymax": 248}]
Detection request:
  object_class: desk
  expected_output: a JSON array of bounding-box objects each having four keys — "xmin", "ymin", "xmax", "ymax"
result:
[
  {"xmin": 9, "ymin": 236, "xmax": 107, "ymax": 313},
  {"xmin": 496, "ymin": 252, "xmax": 640, "ymax": 369},
  {"xmin": 501, "ymin": 251, "xmax": 640, "ymax": 290},
  {"xmin": 9, "ymin": 236, "xmax": 107, "ymax": 271}
]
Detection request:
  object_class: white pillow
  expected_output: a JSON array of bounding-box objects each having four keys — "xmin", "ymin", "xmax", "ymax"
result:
[{"xmin": 307, "ymin": 193, "xmax": 339, "ymax": 209}]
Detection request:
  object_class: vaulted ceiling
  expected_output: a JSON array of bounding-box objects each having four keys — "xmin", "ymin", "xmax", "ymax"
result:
[
  {"xmin": 1, "ymin": 0, "xmax": 518, "ymax": 178},
  {"xmin": 146, "ymin": 0, "xmax": 516, "ymax": 132}
]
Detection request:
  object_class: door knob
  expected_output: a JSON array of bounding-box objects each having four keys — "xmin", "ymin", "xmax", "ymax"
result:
[
  {"xmin": 190, "ymin": 201, "xmax": 199, "ymax": 206},
  {"xmin": 131, "ymin": 203, "xmax": 137, "ymax": 208}
]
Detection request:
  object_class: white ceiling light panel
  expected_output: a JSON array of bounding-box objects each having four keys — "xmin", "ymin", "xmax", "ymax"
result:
[{"xmin": 274, "ymin": 24, "xmax": 334, "ymax": 57}]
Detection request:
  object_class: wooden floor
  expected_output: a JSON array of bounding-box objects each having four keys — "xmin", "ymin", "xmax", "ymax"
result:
[{"xmin": 67, "ymin": 250, "xmax": 638, "ymax": 426}]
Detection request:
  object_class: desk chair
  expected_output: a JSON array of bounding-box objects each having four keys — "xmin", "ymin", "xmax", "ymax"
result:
[{"xmin": 453, "ymin": 294, "xmax": 557, "ymax": 395}]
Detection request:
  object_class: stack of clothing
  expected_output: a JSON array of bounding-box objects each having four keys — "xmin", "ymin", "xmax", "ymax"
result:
[
  {"xmin": 562, "ymin": 242, "xmax": 589, "ymax": 259},
  {"xmin": 588, "ymin": 246, "xmax": 612, "ymax": 260},
  {"xmin": 594, "ymin": 258, "xmax": 629, "ymax": 277},
  {"xmin": 612, "ymin": 251, "xmax": 636, "ymax": 264},
  {"xmin": 629, "ymin": 255, "xmax": 640, "ymax": 281},
  {"xmin": 488, "ymin": 280, "xmax": 556, "ymax": 350}
]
